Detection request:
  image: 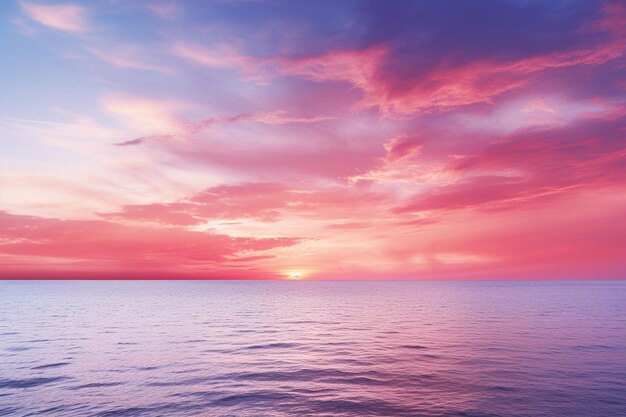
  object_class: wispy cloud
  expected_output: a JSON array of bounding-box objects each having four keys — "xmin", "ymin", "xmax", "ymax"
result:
[
  {"xmin": 86, "ymin": 46, "xmax": 172, "ymax": 73},
  {"xmin": 20, "ymin": 1, "xmax": 90, "ymax": 33}
]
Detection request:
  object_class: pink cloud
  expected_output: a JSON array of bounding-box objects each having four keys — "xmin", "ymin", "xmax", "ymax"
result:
[
  {"xmin": 595, "ymin": 2, "xmax": 626, "ymax": 38},
  {"xmin": 159, "ymin": 132, "xmax": 381, "ymax": 180},
  {"xmin": 393, "ymin": 175, "xmax": 547, "ymax": 214},
  {"xmin": 114, "ymin": 136, "xmax": 156, "ymax": 146},
  {"xmin": 374, "ymin": 41, "xmax": 623, "ymax": 115},
  {"xmin": 0, "ymin": 211, "xmax": 299, "ymax": 278},
  {"xmin": 384, "ymin": 135, "xmax": 425, "ymax": 161},
  {"xmin": 194, "ymin": 4, "xmax": 624, "ymax": 116},
  {"xmin": 100, "ymin": 94, "xmax": 188, "ymax": 132},
  {"xmin": 20, "ymin": 1, "xmax": 89, "ymax": 33},
  {"xmin": 101, "ymin": 182, "xmax": 393, "ymax": 226},
  {"xmin": 100, "ymin": 183, "xmax": 289, "ymax": 225},
  {"xmin": 145, "ymin": 2, "xmax": 183, "ymax": 20},
  {"xmin": 172, "ymin": 42, "xmax": 252, "ymax": 69},
  {"xmin": 271, "ymin": 46, "xmax": 387, "ymax": 91},
  {"xmin": 86, "ymin": 46, "xmax": 171, "ymax": 73},
  {"xmin": 188, "ymin": 111, "xmax": 335, "ymax": 132},
  {"xmin": 112, "ymin": 110, "xmax": 335, "ymax": 146},
  {"xmin": 450, "ymin": 116, "xmax": 626, "ymax": 184},
  {"xmin": 189, "ymin": 183, "xmax": 288, "ymax": 221},
  {"xmin": 436, "ymin": 191, "xmax": 626, "ymax": 278},
  {"xmin": 99, "ymin": 202, "xmax": 201, "ymax": 226},
  {"xmin": 392, "ymin": 112, "xmax": 626, "ymax": 215},
  {"xmin": 363, "ymin": 186, "xmax": 626, "ymax": 280},
  {"xmin": 326, "ymin": 222, "xmax": 373, "ymax": 230}
]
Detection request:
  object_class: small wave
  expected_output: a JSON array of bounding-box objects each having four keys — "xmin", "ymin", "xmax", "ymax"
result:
[
  {"xmin": 0, "ymin": 407, "xmax": 19, "ymax": 416},
  {"xmin": 146, "ymin": 376, "xmax": 211, "ymax": 387},
  {"xmin": 6, "ymin": 346, "xmax": 31, "ymax": 352},
  {"xmin": 0, "ymin": 376, "xmax": 67, "ymax": 389},
  {"xmin": 284, "ymin": 320, "xmax": 330, "ymax": 325},
  {"xmin": 96, "ymin": 406, "xmax": 152, "ymax": 416},
  {"xmin": 136, "ymin": 366, "xmax": 160, "ymax": 371},
  {"xmin": 489, "ymin": 386, "xmax": 517, "ymax": 392},
  {"xmin": 571, "ymin": 344, "xmax": 616, "ymax": 351},
  {"xmin": 233, "ymin": 329, "xmax": 279, "ymax": 334},
  {"xmin": 306, "ymin": 397, "xmax": 424, "ymax": 416},
  {"xmin": 70, "ymin": 382, "xmax": 123, "ymax": 390},
  {"xmin": 320, "ymin": 376, "xmax": 389, "ymax": 386},
  {"xmin": 37, "ymin": 405, "xmax": 72, "ymax": 414},
  {"xmin": 32, "ymin": 362, "xmax": 71, "ymax": 370},
  {"xmin": 170, "ymin": 339, "xmax": 206, "ymax": 344},
  {"xmin": 210, "ymin": 391, "xmax": 298, "ymax": 407},
  {"xmin": 95, "ymin": 401, "xmax": 198, "ymax": 416},
  {"xmin": 401, "ymin": 344, "xmax": 428, "ymax": 349},
  {"xmin": 242, "ymin": 342, "xmax": 300, "ymax": 350},
  {"xmin": 231, "ymin": 368, "xmax": 390, "ymax": 383}
]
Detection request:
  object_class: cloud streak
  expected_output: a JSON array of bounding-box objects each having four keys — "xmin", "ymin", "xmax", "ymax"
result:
[{"xmin": 20, "ymin": 1, "xmax": 89, "ymax": 32}]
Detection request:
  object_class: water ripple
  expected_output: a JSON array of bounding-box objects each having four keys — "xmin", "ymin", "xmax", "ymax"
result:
[
  {"xmin": 0, "ymin": 280, "xmax": 624, "ymax": 417},
  {"xmin": 31, "ymin": 362, "xmax": 71, "ymax": 370},
  {"xmin": 0, "ymin": 376, "xmax": 67, "ymax": 389}
]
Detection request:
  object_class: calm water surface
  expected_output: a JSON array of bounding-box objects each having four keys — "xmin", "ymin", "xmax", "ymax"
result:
[{"xmin": 0, "ymin": 280, "xmax": 625, "ymax": 417}]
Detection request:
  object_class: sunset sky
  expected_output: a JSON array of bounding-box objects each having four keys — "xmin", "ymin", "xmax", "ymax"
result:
[{"xmin": 1, "ymin": 0, "xmax": 625, "ymax": 279}]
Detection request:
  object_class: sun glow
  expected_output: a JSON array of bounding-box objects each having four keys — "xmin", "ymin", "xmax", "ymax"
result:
[{"xmin": 284, "ymin": 271, "xmax": 306, "ymax": 280}]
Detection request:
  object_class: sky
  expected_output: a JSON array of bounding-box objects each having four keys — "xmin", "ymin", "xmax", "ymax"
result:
[{"xmin": 0, "ymin": 0, "xmax": 625, "ymax": 280}]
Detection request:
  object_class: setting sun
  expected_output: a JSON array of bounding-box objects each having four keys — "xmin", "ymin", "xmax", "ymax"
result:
[{"xmin": 284, "ymin": 271, "xmax": 306, "ymax": 280}]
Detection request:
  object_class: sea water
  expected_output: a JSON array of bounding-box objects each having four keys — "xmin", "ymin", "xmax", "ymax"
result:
[{"xmin": 0, "ymin": 280, "xmax": 624, "ymax": 416}]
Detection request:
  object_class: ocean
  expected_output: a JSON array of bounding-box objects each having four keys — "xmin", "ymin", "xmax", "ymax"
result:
[{"xmin": 0, "ymin": 280, "xmax": 624, "ymax": 416}]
